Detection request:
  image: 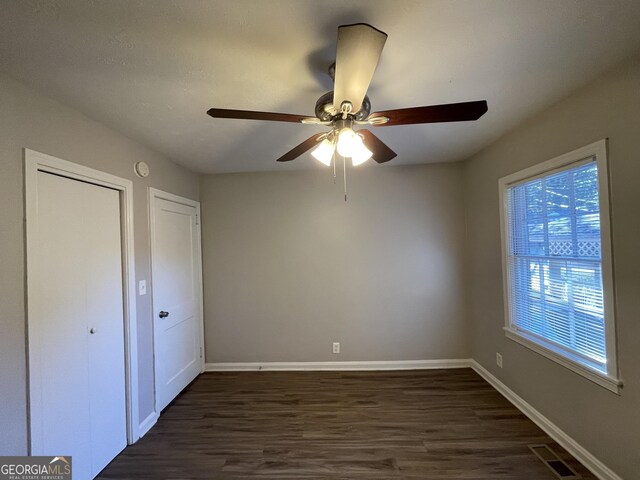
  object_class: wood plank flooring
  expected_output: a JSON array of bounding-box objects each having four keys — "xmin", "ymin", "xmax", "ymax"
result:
[{"xmin": 98, "ymin": 369, "xmax": 595, "ymax": 479}]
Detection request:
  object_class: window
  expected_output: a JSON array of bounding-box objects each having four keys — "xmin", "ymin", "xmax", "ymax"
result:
[{"xmin": 499, "ymin": 140, "xmax": 620, "ymax": 393}]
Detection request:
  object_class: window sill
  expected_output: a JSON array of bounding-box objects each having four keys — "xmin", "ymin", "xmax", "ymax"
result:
[{"xmin": 504, "ymin": 327, "xmax": 622, "ymax": 394}]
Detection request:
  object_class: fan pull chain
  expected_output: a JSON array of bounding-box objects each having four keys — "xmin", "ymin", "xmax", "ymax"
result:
[
  {"xmin": 332, "ymin": 151, "xmax": 337, "ymax": 184},
  {"xmin": 343, "ymin": 154, "xmax": 348, "ymax": 202}
]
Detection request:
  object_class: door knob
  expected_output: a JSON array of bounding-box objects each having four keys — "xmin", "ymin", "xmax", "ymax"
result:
[
  {"xmin": 159, "ymin": 311, "xmax": 169, "ymax": 318},
  {"xmin": 90, "ymin": 327, "xmax": 97, "ymax": 334}
]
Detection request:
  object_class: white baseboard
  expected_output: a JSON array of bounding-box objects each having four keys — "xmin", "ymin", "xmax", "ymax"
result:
[
  {"xmin": 469, "ymin": 360, "xmax": 622, "ymax": 480},
  {"xmin": 137, "ymin": 411, "xmax": 158, "ymax": 438},
  {"xmin": 204, "ymin": 358, "xmax": 472, "ymax": 372}
]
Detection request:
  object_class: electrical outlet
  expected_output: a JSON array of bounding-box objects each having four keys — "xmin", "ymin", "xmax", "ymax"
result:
[
  {"xmin": 496, "ymin": 352, "xmax": 503, "ymax": 368},
  {"xmin": 332, "ymin": 342, "xmax": 340, "ymax": 354}
]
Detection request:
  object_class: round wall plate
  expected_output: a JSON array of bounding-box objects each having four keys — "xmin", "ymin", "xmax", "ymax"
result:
[{"xmin": 134, "ymin": 161, "xmax": 150, "ymax": 178}]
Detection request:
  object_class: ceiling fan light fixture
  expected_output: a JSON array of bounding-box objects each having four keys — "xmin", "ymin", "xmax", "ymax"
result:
[
  {"xmin": 351, "ymin": 143, "xmax": 373, "ymax": 166},
  {"xmin": 311, "ymin": 138, "xmax": 335, "ymax": 166},
  {"xmin": 336, "ymin": 127, "xmax": 360, "ymax": 157},
  {"xmin": 337, "ymin": 128, "xmax": 372, "ymax": 165}
]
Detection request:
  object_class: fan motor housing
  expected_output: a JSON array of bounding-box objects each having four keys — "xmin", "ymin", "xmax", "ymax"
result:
[{"xmin": 315, "ymin": 91, "xmax": 371, "ymax": 122}]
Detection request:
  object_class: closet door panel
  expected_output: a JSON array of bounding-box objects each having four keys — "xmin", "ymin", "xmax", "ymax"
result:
[
  {"xmin": 84, "ymin": 184, "xmax": 127, "ymax": 476},
  {"xmin": 32, "ymin": 172, "xmax": 126, "ymax": 480}
]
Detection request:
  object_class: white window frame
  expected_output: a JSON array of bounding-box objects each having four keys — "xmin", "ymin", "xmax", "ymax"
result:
[{"xmin": 498, "ymin": 139, "xmax": 621, "ymax": 393}]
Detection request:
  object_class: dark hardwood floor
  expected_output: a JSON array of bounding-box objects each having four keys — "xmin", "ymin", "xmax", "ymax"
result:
[{"xmin": 98, "ymin": 369, "xmax": 594, "ymax": 479}]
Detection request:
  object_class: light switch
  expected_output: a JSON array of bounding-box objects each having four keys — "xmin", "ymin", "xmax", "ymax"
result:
[{"xmin": 138, "ymin": 280, "xmax": 147, "ymax": 296}]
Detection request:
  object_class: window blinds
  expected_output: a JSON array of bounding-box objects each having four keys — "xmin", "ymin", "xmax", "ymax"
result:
[{"xmin": 506, "ymin": 159, "xmax": 606, "ymax": 371}]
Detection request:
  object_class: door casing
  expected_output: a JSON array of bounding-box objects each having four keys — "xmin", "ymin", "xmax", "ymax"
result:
[{"xmin": 24, "ymin": 148, "xmax": 141, "ymax": 448}]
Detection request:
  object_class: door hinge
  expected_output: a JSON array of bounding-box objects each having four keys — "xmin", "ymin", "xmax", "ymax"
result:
[
  {"xmin": 195, "ymin": 213, "xmax": 199, "ymax": 225},
  {"xmin": 200, "ymin": 347, "xmax": 203, "ymax": 358}
]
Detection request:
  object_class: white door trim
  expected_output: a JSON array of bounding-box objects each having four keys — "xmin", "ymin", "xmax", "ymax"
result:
[
  {"xmin": 148, "ymin": 188, "xmax": 205, "ymax": 415},
  {"xmin": 24, "ymin": 148, "xmax": 141, "ymax": 447}
]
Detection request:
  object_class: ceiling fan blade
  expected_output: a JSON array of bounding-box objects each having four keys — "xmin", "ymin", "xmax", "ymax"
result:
[
  {"xmin": 276, "ymin": 133, "xmax": 325, "ymax": 162},
  {"xmin": 359, "ymin": 129, "xmax": 397, "ymax": 164},
  {"xmin": 333, "ymin": 24, "xmax": 387, "ymax": 114},
  {"xmin": 207, "ymin": 108, "xmax": 309, "ymax": 123},
  {"xmin": 369, "ymin": 100, "xmax": 488, "ymax": 126}
]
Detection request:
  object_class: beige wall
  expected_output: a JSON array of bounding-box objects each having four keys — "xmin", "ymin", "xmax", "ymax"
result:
[
  {"xmin": 200, "ymin": 164, "xmax": 468, "ymax": 363},
  {"xmin": 462, "ymin": 55, "xmax": 640, "ymax": 478},
  {"xmin": 0, "ymin": 74, "xmax": 199, "ymax": 455}
]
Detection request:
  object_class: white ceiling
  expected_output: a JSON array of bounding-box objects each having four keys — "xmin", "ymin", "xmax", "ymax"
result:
[{"xmin": 1, "ymin": 1, "xmax": 640, "ymax": 174}]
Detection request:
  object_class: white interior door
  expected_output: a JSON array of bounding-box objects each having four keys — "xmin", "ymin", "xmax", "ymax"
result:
[
  {"xmin": 30, "ymin": 172, "xmax": 127, "ymax": 480},
  {"xmin": 150, "ymin": 191, "xmax": 203, "ymax": 412}
]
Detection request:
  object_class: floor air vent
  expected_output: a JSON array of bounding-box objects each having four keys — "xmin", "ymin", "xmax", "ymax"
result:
[{"xmin": 529, "ymin": 445, "xmax": 581, "ymax": 479}]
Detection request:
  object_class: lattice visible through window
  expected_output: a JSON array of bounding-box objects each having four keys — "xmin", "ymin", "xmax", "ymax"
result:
[{"xmin": 578, "ymin": 240, "xmax": 600, "ymax": 257}]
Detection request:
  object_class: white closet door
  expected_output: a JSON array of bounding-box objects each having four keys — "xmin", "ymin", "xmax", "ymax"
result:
[
  {"xmin": 84, "ymin": 178, "xmax": 127, "ymax": 475},
  {"xmin": 31, "ymin": 172, "xmax": 126, "ymax": 480}
]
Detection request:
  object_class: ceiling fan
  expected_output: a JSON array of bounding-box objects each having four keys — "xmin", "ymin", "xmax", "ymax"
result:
[{"xmin": 207, "ymin": 23, "xmax": 488, "ymax": 168}]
